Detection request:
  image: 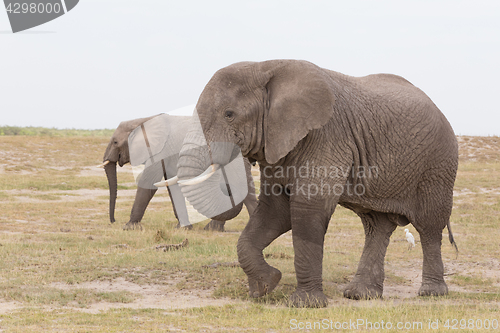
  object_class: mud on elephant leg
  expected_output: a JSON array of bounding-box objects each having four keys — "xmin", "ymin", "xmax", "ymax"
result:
[
  {"xmin": 344, "ymin": 211, "xmax": 397, "ymax": 300},
  {"xmin": 237, "ymin": 193, "xmax": 291, "ymax": 299},
  {"xmin": 288, "ymin": 202, "xmax": 332, "ymax": 308}
]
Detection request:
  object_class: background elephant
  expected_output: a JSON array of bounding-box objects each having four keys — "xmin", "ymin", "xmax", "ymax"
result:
[
  {"xmin": 175, "ymin": 60, "xmax": 458, "ymax": 307},
  {"xmin": 101, "ymin": 114, "xmax": 257, "ymax": 231}
]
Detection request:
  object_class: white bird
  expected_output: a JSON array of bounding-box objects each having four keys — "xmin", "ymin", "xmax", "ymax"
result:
[{"xmin": 404, "ymin": 229, "xmax": 415, "ymax": 250}]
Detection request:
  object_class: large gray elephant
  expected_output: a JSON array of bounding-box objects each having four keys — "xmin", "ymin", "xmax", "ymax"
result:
[
  {"xmin": 101, "ymin": 114, "xmax": 258, "ymax": 231},
  {"xmin": 173, "ymin": 60, "xmax": 458, "ymax": 307}
]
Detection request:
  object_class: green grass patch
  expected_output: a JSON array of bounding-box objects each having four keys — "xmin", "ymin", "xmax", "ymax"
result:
[{"xmin": 451, "ymin": 275, "xmax": 495, "ymax": 288}]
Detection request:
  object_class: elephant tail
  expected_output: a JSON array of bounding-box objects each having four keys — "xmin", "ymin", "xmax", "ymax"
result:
[{"xmin": 447, "ymin": 220, "xmax": 459, "ymax": 258}]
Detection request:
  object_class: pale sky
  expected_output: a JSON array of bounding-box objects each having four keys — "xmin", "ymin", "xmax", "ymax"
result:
[{"xmin": 1, "ymin": 0, "xmax": 499, "ymax": 135}]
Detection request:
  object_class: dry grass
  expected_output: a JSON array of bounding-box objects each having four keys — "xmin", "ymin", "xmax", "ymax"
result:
[
  {"xmin": 458, "ymin": 136, "xmax": 500, "ymax": 163},
  {"xmin": 0, "ymin": 135, "xmax": 499, "ymax": 332}
]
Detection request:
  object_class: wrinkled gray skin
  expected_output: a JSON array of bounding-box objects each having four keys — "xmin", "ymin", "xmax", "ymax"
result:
[
  {"xmin": 176, "ymin": 60, "xmax": 458, "ymax": 307},
  {"xmin": 102, "ymin": 114, "xmax": 257, "ymax": 231}
]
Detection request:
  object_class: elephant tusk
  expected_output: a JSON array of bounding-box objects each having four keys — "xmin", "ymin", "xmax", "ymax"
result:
[
  {"xmin": 178, "ymin": 164, "xmax": 219, "ymax": 186},
  {"xmin": 153, "ymin": 164, "xmax": 219, "ymax": 188},
  {"xmin": 97, "ymin": 160, "xmax": 110, "ymax": 168},
  {"xmin": 154, "ymin": 176, "xmax": 179, "ymax": 188}
]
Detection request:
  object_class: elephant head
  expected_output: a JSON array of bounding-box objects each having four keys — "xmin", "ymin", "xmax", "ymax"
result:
[
  {"xmin": 101, "ymin": 115, "xmax": 158, "ymax": 222},
  {"xmin": 175, "ymin": 60, "xmax": 335, "ymax": 214}
]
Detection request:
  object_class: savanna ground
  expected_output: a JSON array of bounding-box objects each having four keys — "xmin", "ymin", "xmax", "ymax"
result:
[{"xmin": 0, "ymin": 129, "xmax": 499, "ymax": 332}]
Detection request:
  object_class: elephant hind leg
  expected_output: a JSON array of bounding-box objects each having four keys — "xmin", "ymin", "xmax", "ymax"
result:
[
  {"xmin": 203, "ymin": 219, "xmax": 225, "ymax": 232},
  {"xmin": 344, "ymin": 211, "xmax": 397, "ymax": 300},
  {"xmin": 417, "ymin": 229, "xmax": 448, "ymax": 296},
  {"xmin": 414, "ymin": 179, "xmax": 454, "ymax": 297},
  {"xmin": 414, "ymin": 212, "xmax": 451, "ymax": 296}
]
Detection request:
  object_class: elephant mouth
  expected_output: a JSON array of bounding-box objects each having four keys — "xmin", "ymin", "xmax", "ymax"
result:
[{"xmin": 154, "ymin": 164, "xmax": 219, "ymax": 188}]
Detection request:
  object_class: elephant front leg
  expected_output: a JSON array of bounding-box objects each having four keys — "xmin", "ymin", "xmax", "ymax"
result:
[
  {"xmin": 344, "ymin": 211, "xmax": 396, "ymax": 300},
  {"xmin": 237, "ymin": 193, "xmax": 291, "ymax": 299},
  {"xmin": 123, "ymin": 187, "xmax": 157, "ymax": 230},
  {"xmin": 289, "ymin": 202, "xmax": 331, "ymax": 308}
]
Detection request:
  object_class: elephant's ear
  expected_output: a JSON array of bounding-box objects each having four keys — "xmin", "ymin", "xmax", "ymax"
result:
[
  {"xmin": 258, "ymin": 60, "xmax": 337, "ymax": 165},
  {"xmin": 128, "ymin": 114, "xmax": 167, "ymax": 166}
]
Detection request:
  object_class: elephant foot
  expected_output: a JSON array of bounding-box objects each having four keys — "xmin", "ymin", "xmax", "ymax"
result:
[
  {"xmin": 343, "ymin": 281, "xmax": 383, "ymax": 300},
  {"xmin": 203, "ymin": 220, "xmax": 225, "ymax": 232},
  {"xmin": 288, "ymin": 289, "xmax": 328, "ymax": 308},
  {"xmin": 175, "ymin": 222, "xmax": 193, "ymax": 230},
  {"xmin": 123, "ymin": 221, "xmax": 143, "ymax": 231},
  {"xmin": 248, "ymin": 266, "xmax": 282, "ymax": 298},
  {"xmin": 418, "ymin": 280, "xmax": 448, "ymax": 296}
]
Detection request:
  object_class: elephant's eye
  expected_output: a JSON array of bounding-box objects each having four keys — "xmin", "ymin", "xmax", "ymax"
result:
[{"xmin": 224, "ymin": 110, "xmax": 234, "ymax": 120}]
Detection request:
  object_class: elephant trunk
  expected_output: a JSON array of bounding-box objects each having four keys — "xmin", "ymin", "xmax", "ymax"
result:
[{"xmin": 104, "ymin": 161, "xmax": 118, "ymax": 223}]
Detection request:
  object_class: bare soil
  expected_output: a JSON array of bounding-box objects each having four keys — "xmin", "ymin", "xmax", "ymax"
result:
[
  {"xmin": 50, "ymin": 277, "xmax": 238, "ymax": 314},
  {"xmin": 0, "ymin": 277, "xmax": 239, "ymax": 314}
]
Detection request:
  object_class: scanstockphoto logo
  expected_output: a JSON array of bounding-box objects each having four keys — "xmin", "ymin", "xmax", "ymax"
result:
[{"xmin": 3, "ymin": 0, "xmax": 78, "ymax": 33}]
